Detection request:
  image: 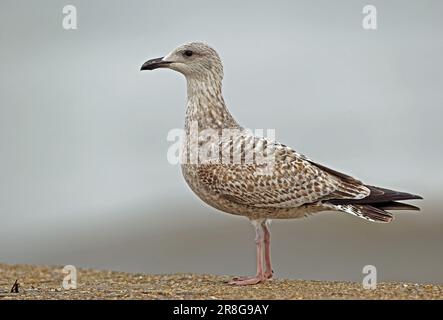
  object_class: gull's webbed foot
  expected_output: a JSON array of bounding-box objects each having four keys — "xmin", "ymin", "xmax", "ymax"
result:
[{"xmin": 228, "ymin": 274, "xmax": 266, "ymax": 286}]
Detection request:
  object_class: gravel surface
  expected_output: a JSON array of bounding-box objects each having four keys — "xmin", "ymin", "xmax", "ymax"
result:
[{"xmin": 0, "ymin": 264, "xmax": 442, "ymax": 300}]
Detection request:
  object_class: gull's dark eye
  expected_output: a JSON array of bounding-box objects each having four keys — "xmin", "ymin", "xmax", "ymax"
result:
[{"xmin": 184, "ymin": 50, "xmax": 193, "ymax": 57}]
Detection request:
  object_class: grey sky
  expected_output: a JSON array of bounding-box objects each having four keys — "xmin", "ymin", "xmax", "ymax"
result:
[{"xmin": 0, "ymin": 0, "xmax": 442, "ymax": 282}]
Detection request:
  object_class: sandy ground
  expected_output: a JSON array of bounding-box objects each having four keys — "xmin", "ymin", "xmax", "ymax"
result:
[{"xmin": 0, "ymin": 264, "xmax": 442, "ymax": 300}]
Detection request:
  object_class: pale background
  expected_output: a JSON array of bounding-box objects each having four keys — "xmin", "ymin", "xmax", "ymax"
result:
[{"xmin": 1, "ymin": 0, "xmax": 442, "ymax": 283}]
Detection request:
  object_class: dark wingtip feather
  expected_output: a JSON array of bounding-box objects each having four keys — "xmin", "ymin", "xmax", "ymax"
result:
[
  {"xmin": 373, "ymin": 201, "xmax": 421, "ymax": 211},
  {"xmin": 366, "ymin": 185, "xmax": 423, "ymax": 202},
  {"xmin": 328, "ymin": 185, "xmax": 423, "ymax": 213}
]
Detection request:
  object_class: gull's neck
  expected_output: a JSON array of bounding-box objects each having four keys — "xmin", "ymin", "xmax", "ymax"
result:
[{"xmin": 185, "ymin": 75, "xmax": 239, "ymax": 131}]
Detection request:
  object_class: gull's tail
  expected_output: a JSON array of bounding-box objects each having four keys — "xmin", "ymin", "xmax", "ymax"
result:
[{"xmin": 326, "ymin": 186, "xmax": 423, "ymax": 223}]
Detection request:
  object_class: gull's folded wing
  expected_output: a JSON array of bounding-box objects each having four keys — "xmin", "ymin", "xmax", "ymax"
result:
[{"xmin": 196, "ymin": 141, "xmax": 370, "ymax": 209}]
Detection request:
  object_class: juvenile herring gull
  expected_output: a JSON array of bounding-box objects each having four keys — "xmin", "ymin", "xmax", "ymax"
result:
[{"xmin": 140, "ymin": 42, "xmax": 422, "ymax": 285}]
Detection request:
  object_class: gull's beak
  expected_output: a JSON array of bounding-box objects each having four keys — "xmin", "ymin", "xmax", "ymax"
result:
[{"xmin": 140, "ymin": 57, "xmax": 172, "ymax": 71}]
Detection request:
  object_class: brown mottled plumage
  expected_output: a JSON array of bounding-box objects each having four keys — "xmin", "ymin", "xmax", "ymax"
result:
[{"xmin": 141, "ymin": 42, "xmax": 422, "ymax": 285}]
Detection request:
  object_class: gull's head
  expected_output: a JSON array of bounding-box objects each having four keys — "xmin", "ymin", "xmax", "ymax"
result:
[{"xmin": 140, "ymin": 42, "xmax": 223, "ymax": 81}]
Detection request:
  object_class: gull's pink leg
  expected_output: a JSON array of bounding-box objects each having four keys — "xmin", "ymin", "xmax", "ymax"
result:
[
  {"xmin": 229, "ymin": 220, "xmax": 266, "ymax": 286},
  {"xmin": 262, "ymin": 220, "xmax": 273, "ymax": 279}
]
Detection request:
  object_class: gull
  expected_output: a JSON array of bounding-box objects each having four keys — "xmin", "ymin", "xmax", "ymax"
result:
[{"xmin": 140, "ymin": 42, "xmax": 422, "ymax": 285}]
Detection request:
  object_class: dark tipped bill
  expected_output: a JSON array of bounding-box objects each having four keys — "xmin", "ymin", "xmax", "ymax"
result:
[{"xmin": 140, "ymin": 57, "xmax": 171, "ymax": 71}]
